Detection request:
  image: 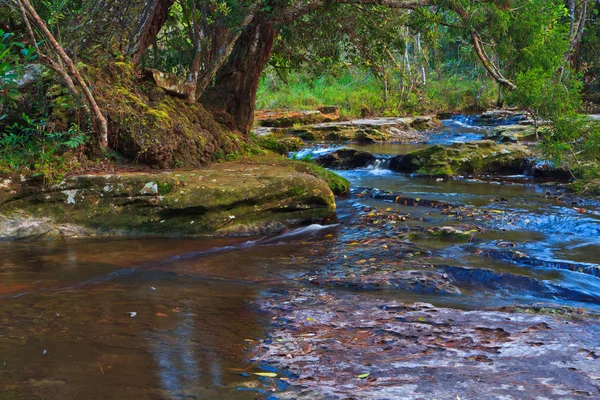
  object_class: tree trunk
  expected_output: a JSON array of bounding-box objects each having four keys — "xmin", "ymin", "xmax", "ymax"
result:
[
  {"xmin": 201, "ymin": 17, "xmax": 275, "ymax": 134},
  {"xmin": 129, "ymin": 0, "xmax": 176, "ymax": 64},
  {"xmin": 68, "ymin": 0, "xmax": 172, "ymax": 63}
]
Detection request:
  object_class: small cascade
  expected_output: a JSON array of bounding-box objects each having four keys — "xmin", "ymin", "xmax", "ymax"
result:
[
  {"xmin": 290, "ymin": 145, "xmax": 342, "ymax": 160},
  {"xmin": 365, "ymin": 157, "xmax": 393, "ymax": 175},
  {"xmin": 449, "ymin": 113, "xmax": 528, "ymax": 127},
  {"xmin": 450, "ymin": 115, "xmax": 478, "ymax": 127}
]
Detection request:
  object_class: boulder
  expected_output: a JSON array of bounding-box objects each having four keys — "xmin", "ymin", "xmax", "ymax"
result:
[
  {"xmin": 524, "ymin": 159, "xmax": 571, "ymax": 180},
  {"xmin": 313, "ymin": 148, "xmax": 376, "ymax": 170},
  {"xmin": 390, "ymin": 141, "xmax": 532, "ymax": 176}
]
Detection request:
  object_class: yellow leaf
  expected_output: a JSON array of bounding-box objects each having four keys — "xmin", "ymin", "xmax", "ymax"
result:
[{"xmin": 254, "ymin": 372, "xmax": 277, "ymax": 378}]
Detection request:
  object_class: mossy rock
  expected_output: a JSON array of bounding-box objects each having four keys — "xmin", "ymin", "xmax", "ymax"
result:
[
  {"xmin": 253, "ymin": 135, "xmax": 304, "ymax": 155},
  {"xmin": 354, "ymin": 128, "xmax": 390, "ymax": 143},
  {"xmin": 390, "ymin": 141, "xmax": 532, "ymax": 177},
  {"xmin": 0, "ymin": 154, "xmax": 338, "ymax": 240},
  {"xmin": 487, "ymin": 125, "xmax": 542, "ymax": 143},
  {"xmin": 289, "ymin": 161, "xmax": 351, "ymax": 195},
  {"xmin": 255, "ymin": 110, "xmax": 340, "ymax": 128}
]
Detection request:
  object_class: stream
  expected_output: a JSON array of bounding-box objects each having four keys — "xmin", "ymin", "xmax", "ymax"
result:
[{"xmin": 1, "ymin": 117, "xmax": 600, "ymax": 399}]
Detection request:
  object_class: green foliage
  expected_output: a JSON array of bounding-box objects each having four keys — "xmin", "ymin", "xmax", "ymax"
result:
[
  {"xmin": 510, "ymin": 69, "xmax": 582, "ymax": 125},
  {"xmin": 0, "ymin": 115, "xmax": 89, "ymax": 184},
  {"xmin": 542, "ymin": 113, "xmax": 600, "ymax": 179},
  {"xmin": 0, "ymin": 29, "xmax": 37, "ymax": 120}
]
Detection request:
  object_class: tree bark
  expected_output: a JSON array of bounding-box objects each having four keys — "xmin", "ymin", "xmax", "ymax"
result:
[
  {"xmin": 201, "ymin": 17, "xmax": 276, "ymax": 134},
  {"xmin": 128, "ymin": 0, "xmax": 176, "ymax": 64},
  {"xmin": 566, "ymin": 0, "xmax": 588, "ymax": 66},
  {"xmin": 194, "ymin": 9, "xmax": 258, "ymax": 101}
]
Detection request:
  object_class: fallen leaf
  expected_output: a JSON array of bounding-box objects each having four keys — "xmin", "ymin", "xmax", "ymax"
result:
[
  {"xmin": 254, "ymin": 372, "xmax": 277, "ymax": 378},
  {"xmin": 356, "ymin": 373, "xmax": 370, "ymax": 379},
  {"xmin": 155, "ymin": 312, "xmax": 168, "ymax": 317}
]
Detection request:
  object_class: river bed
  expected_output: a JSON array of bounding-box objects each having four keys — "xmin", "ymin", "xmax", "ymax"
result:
[{"xmin": 1, "ymin": 118, "xmax": 599, "ymax": 399}]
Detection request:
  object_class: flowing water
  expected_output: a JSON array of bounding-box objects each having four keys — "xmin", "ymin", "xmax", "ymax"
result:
[{"xmin": 1, "ymin": 118, "xmax": 600, "ymax": 399}]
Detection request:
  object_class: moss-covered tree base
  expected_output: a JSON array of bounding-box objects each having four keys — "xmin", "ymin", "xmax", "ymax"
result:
[
  {"xmin": 0, "ymin": 154, "xmax": 341, "ymax": 240},
  {"xmin": 83, "ymin": 62, "xmax": 244, "ymax": 168}
]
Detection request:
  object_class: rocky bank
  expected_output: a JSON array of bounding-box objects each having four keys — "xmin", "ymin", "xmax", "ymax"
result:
[{"xmin": 0, "ymin": 154, "xmax": 347, "ymax": 240}]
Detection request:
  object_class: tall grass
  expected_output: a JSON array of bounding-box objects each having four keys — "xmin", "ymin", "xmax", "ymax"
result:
[
  {"xmin": 256, "ymin": 67, "xmax": 498, "ymax": 117},
  {"xmin": 256, "ymin": 69, "xmax": 386, "ymax": 118}
]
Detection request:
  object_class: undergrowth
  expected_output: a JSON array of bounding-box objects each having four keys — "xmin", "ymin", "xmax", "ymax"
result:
[{"xmin": 0, "ymin": 115, "xmax": 89, "ymax": 184}]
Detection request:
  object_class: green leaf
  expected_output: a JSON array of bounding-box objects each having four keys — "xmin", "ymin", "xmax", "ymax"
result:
[{"xmin": 356, "ymin": 373, "xmax": 370, "ymax": 379}]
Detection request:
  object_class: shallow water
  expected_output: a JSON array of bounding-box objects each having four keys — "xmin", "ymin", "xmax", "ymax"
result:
[{"xmin": 2, "ymin": 117, "xmax": 600, "ymax": 398}]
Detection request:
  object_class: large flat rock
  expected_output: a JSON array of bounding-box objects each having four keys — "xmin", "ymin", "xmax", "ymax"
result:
[{"xmin": 0, "ymin": 155, "xmax": 338, "ymax": 240}]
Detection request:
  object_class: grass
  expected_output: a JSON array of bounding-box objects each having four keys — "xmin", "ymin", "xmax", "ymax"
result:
[
  {"xmin": 256, "ymin": 67, "xmax": 498, "ymax": 117},
  {"xmin": 257, "ymin": 69, "xmax": 387, "ymax": 118}
]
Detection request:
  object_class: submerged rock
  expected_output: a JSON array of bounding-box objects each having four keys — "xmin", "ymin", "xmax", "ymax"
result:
[
  {"xmin": 0, "ymin": 155, "xmax": 339, "ymax": 240},
  {"xmin": 308, "ymin": 270, "xmax": 461, "ymax": 295},
  {"xmin": 390, "ymin": 140, "xmax": 532, "ymax": 176}
]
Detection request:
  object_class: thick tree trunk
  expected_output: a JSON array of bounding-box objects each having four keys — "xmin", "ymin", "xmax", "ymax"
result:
[
  {"xmin": 201, "ymin": 17, "xmax": 276, "ymax": 134},
  {"xmin": 128, "ymin": 0, "xmax": 176, "ymax": 64},
  {"xmin": 69, "ymin": 0, "xmax": 172, "ymax": 63}
]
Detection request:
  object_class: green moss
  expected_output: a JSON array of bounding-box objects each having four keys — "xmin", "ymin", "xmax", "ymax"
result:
[
  {"xmin": 79, "ymin": 61, "xmax": 243, "ymax": 168},
  {"xmin": 156, "ymin": 181, "xmax": 175, "ymax": 195},
  {"xmin": 253, "ymin": 134, "xmax": 304, "ymax": 155},
  {"xmin": 290, "ymin": 161, "xmax": 351, "ymax": 195},
  {"xmin": 113, "ymin": 62, "xmax": 135, "ymax": 74},
  {"xmin": 116, "ymin": 88, "xmax": 149, "ymax": 110},
  {"xmin": 147, "ymin": 108, "xmax": 169, "ymax": 120},
  {"xmin": 402, "ymin": 141, "xmax": 531, "ymax": 177}
]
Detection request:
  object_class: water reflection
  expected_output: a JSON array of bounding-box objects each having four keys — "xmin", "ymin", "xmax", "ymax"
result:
[{"xmin": 149, "ymin": 309, "xmax": 202, "ymax": 398}]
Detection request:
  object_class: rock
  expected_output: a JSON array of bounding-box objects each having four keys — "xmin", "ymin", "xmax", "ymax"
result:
[
  {"xmin": 317, "ymin": 106, "xmax": 339, "ymax": 114},
  {"xmin": 487, "ymin": 124, "xmax": 541, "ymax": 143},
  {"xmin": 143, "ymin": 68, "xmax": 189, "ymax": 98},
  {"xmin": 255, "ymin": 110, "xmax": 340, "ymax": 127},
  {"xmin": 308, "ymin": 270, "xmax": 461, "ymax": 295},
  {"xmin": 390, "ymin": 140, "xmax": 532, "ymax": 177},
  {"xmin": 468, "ymin": 110, "xmax": 530, "ymax": 126},
  {"xmin": 0, "ymin": 155, "xmax": 338, "ymax": 241},
  {"xmin": 90, "ymin": 62, "xmax": 240, "ymax": 168},
  {"xmin": 313, "ymin": 148, "xmax": 376, "ymax": 170},
  {"xmin": 252, "ymin": 287, "xmax": 600, "ymax": 400},
  {"xmin": 283, "ymin": 116, "xmax": 441, "ymax": 143},
  {"xmin": 254, "ymin": 135, "xmax": 304, "ymax": 155},
  {"xmin": 524, "ymin": 159, "xmax": 571, "ymax": 180}
]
